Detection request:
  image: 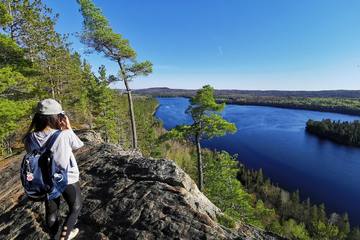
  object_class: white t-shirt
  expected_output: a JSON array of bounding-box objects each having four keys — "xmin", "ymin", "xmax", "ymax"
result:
[{"xmin": 24, "ymin": 129, "xmax": 84, "ymax": 184}]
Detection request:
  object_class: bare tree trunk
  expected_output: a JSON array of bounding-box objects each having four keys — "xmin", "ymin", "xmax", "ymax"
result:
[
  {"xmin": 48, "ymin": 66, "xmax": 56, "ymax": 99},
  {"xmin": 124, "ymin": 80, "xmax": 137, "ymax": 149},
  {"xmin": 118, "ymin": 61, "xmax": 138, "ymax": 149},
  {"xmin": 195, "ymin": 133, "xmax": 203, "ymax": 191},
  {"xmin": 7, "ymin": 2, "xmax": 15, "ymax": 40}
]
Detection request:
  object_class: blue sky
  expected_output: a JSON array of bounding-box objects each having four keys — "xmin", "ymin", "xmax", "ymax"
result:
[{"xmin": 44, "ymin": 0, "xmax": 360, "ymax": 90}]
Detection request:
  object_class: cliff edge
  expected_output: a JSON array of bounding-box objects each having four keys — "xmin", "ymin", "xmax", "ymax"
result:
[{"xmin": 0, "ymin": 130, "xmax": 283, "ymax": 240}]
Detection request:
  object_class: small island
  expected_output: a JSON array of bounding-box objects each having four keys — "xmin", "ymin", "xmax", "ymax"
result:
[{"xmin": 306, "ymin": 119, "xmax": 360, "ymax": 147}]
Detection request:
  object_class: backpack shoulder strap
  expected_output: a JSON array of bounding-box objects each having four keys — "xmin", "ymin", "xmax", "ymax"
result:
[
  {"xmin": 41, "ymin": 130, "xmax": 62, "ymax": 151},
  {"xmin": 27, "ymin": 133, "xmax": 41, "ymax": 150}
]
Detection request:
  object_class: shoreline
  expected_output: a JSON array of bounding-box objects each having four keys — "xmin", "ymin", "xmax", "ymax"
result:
[
  {"xmin": 154, "ymin": 97, "xmax": 360, "ymax": 226},
  {"xmin": 154, "ymin": 96, "xmax": 360, "ymax": 117},
  {"xmin": 218, "ymin": 100, "xmax": 360, "ymax": 117}
]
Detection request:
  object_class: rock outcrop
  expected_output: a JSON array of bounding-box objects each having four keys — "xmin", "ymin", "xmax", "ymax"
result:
[{"xmin": 0, "ymin": 131, "xmax": 284, "ymax": 240}]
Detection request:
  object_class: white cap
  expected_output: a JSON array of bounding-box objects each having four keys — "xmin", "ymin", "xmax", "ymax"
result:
[{"xmin": 36, "ymin": 99, "xmax": 64, "ymax": 115}]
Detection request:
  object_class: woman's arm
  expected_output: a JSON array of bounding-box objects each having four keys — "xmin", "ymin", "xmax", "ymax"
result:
[{"xmin": 61, "ymin": 115, "xmax": 84, "ymax": 150}]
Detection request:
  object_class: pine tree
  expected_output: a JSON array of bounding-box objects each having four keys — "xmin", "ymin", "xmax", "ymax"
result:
[
  {"xmin": 161, "ymin": 85, "xmax": 237, "ymax": 190},
  {"xmin": 0, "ymin": 34, "xmax": 35, "ymax": 154},
  {"xmin": 77, "ymin": 0, "xmax": 152, "ymax": 149},
  {"xmin": 0, "ymin": 2, "xmax": 12, "ymax": 26},
  {"xmin": 348, "ymin": 227, "xmax": 360, "ymax": 240},
  {"xmin": 336, "ymin": 213, "xmax": 350, "ymax": 239},
  {"xmin": 283, "ymin": 219, "xmax": 310, "ymax": 240}
]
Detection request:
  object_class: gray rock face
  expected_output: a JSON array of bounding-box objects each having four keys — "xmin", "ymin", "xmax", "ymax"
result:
[
  {"xmin": 0, "ymin": 131, "xmax": 284, "ymax": 240},
  {"xmin": 75, "ymin": 129, "xmax": 104, "ymax": 144}
]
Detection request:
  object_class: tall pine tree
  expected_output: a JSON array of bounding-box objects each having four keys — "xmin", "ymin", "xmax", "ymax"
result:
[
  {"xmin": 161, "ymin": 85, "xmax": 237, "ymax": 190},
  {"xmin": 77, "ymin": 0, "xmax": 152, "ymax": 149}
]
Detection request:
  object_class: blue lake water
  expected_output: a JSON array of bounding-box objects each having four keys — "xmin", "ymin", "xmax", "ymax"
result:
[{"xmin": 155, "ymin": 97, "xmax": 360, "ymax": 225}]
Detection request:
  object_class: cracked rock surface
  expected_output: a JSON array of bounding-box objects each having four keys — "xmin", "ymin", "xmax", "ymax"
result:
[{"xmin": 0, "ymin": 131, "xmax": 283, "ymax": 240}]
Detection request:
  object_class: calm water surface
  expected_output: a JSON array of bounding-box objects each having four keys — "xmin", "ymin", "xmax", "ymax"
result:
[{"xmin": 155, "ymin": 97, "xmax": 360, "ymax": 225}]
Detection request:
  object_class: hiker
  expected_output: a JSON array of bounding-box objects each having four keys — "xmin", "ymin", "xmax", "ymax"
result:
[{"xmin": 23, "ymin": 99, "xmax": 84, "ymax": 240}]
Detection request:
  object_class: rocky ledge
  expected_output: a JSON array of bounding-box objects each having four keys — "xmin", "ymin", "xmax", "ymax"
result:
[{"xmin": 0, "ymin": 130, "xmax": 283, "ymax": 239}]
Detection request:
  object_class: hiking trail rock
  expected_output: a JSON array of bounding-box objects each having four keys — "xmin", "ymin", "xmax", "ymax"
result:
[{"xmin": 0, "ymin": 131, "xmax": 284, "ymax": 240}]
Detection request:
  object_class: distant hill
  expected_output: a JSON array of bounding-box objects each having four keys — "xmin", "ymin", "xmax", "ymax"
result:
[
  {"xmin": 133, "ymin": 88, "xmax": 360, "ymax": 98},
  {"xmin": 134, "ymin": 88, "xmax": 360, "ymax": 116}
]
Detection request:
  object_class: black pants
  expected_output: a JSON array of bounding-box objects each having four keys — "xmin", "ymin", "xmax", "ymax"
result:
[{"xmin": 45, "ymin": 182, "xmax": 82, "ymax": 239}]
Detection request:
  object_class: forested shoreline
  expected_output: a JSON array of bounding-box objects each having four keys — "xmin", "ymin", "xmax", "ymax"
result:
[
  {"xmin": 1, "ymin": 1, "xmax": 360, "ymax": 239},
  {"xmin": 162, "ymin": 138, "xmax": 360, "ymax": 239},
  {"xmin": 134, "ymin": 88, "xmax": 360, "ymax": 116},
  {"xmin": 218, "ymin": 97, "xmax": 360, "ymax": 116},
  {"xmin": 134, "ymin": 88, "xmax": 360, "ymax": 98},
  {"xmin": 236, "ymin": 164, "xmax": 360, "ymax": 239},
  {"xmin": 306, "ymin": 119, "xmax": 360, "ymax": 147}
]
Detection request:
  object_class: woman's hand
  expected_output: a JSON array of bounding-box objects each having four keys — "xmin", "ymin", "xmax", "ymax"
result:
[
  {"xmin": 65, "ymin": 115, "xmax": 72, "ymax": 130},
  {"xmin": 60, "ymin": 115, "xmax": 72, "ymax": 130}
]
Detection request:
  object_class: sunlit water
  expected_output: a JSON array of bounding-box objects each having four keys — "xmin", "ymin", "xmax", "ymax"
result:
[{"xmin": 155, "ymin": 97, "xmax": 360, "ymax": 225}]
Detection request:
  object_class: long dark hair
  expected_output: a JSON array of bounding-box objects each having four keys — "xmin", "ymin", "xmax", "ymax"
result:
[{"xmin": 22, "ymin": 113, "xmax": 65, "ymax": 142}]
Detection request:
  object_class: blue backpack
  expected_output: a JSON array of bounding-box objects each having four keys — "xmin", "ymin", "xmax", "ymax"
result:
[{"xmin": 20, "ymin": 130, "xmax": 68, "ymax": 201}]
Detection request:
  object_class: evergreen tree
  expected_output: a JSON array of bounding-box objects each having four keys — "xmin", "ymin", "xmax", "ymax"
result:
[
  {"xmin": 347, "ymin": 227, "xmax": 360, "ymax": 240},
  {"xmin": 0, "ymin": 2, "xmax": 12, "ymax": 26},
  {"xmin": 0, "ymin": 34, "xmax": 35, "ymax": 154},
  {"xmin": 203, "ymin": 151, "xmax": 261, "ymax": 225},
  {"xmin": 77, "ymin": 0, "xmax": 152, "ymax": 149},
  {"xmin": 1, "ymin": 0, "xmax": 59, "ymax": 61},
  {"xmin": 318, "ymin": 203, "xmax": 327, "ymax": 223},
  {"xmin": 161, "ymin": 85, "xmax": 237, "ymax": 190},
  {"xmin": 312, "ymin": 221, "xmax": 339, "ymax": 240},
  {"xmin": 283, "ymin": 219, "xmax": 310, "ymax": 240},
  {"xmin": 306, "ymin": 119, "xmax": 360, "ymax": 146},
  {"xmin": 335, "ymin": 213, "xmax": 351, "ymax": 240}
]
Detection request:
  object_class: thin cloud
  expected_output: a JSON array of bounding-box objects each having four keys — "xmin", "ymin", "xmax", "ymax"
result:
[{"xmin": 217, "ymin": 46, "xmax": 223, "ymax": 56}]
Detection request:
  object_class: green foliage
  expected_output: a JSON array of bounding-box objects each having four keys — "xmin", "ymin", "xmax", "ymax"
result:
[
  {"xmin": 133, "ymin": 97, "xmax": 162, "ymax": 157},
  {"xmin": 203, "ymin": 151, "xmax": 278, "ymax": 229},
  {"xmin": 312, "ymin": 221, "xmax": 339, "ymax": 240},
  {"xmin": 0, "ymin": 34, "xmax": 29, "ymax": 69},
  {"xmin": 171, "ymin": 85, "xmax": 237, "ymax": 142},
  {"xmin": 0, "ymin": 98, "xmax": 34, "ymax": 155},
  {"xmin": 282, "ymin": 219, "xmax": 310, "ymax": 240},
  {"xmin": 222, "ymin": 96, "xmax": 360, "ymax": 116},
  {"xmin": 163, "ymin": 136, "xmax": 359, "ymax": 239},
  {"xmin": 126, "ymin": 61, "xmax": 153, "ymax": 78},
  {"xmin": 77, "ymin": 0, "xmax": 153, "ymax": 148},
  {"xmin": 348, "ymin": 227, "xmax": 360, "ymax": 240},
  {"xmin": 0, "ymin": 2, "xmax": 12, "ymax": 26},
  {"xmin": 188, "ymin": 85, "xmax": 225, "ymax": 120},
  {"xmin": 0, "ymin": 66, "xmax": 30, "ymax": 94},
  {"xmin": 160, "ymin": 125, "xmax": 193, "ymax": 142},
  {"xmin": 201, "ymin": 113, "xmax": 237, "ymax": 138},
  {"xmin": 237, "ymin": 164, "xmax": 354, "ymax": 239},
  {"xmin": 77, "ymin": 0, "xmax": 136, "ymax": 60},
  {"xmin": 217, "ymin": 213, "xmax": 237, "ymax": 229},
  {"xmin": 1, "ymin": 2, "xmax": 359, "ymax": 240},
  {"xmin": 203, "ymin": 151, "xmax": 252, "ymax": 217},
  {"xmin": 161, "ymin": 85, "xmax": 236, "ymax": 190},
  {"xmin": 0, "ymin": 0, "xmax": 159, "ymax": 157},
  {"xmin": 77, "ymin": 0, "xmax": 153, "ymax": 84},
  {"xmin": 336, "ymin": 213, "xmax": 351, "ymax": 239},
  {"xmin": 158, "ymin": 139, "xmax": 198, "ymax": 178},
  {"xmin": 2, "ymin": 0, "xmax": 59, "ymax": 58},
  {"xmin": 306, "ymin": 119, "xmax": 360, "ymax": 147},
  {"xmin": 0, "ymin": 34, "xmax": 36, "ymax": 155}
]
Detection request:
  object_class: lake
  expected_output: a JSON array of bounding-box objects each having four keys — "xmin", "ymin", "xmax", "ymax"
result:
[{"xmin": 155, "ymin": 97, "xmax": 360, "ymax": 225}]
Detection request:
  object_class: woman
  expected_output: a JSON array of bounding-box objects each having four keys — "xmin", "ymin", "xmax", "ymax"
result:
[{"xmin": 23, "ymin": 99, "xmax": 84, "ymax": 240}]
